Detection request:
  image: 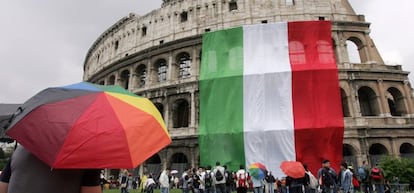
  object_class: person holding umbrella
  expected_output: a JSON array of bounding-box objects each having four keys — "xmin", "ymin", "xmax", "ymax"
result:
[{"xmin": 0, "ymin": 145, "xmax": 102, "ymax": 193}]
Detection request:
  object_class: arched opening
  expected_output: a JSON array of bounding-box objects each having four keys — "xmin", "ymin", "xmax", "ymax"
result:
[
  {"xmin": 108, "ymin": 75, "xmax": 116, "ymax": 85},
  {"xmin": 176, "ymin": 52, "xmax": 191, "ymax": 79},
  {"xmin": 135, "ymin": 64, "xmax": 147, "ymax": 88},
  {"xmin": 346, "ymin": 38, "xmax": 362, "ymax": 63},
  {"xmin": 154, "ymin": 103, "xmax": 164, "ymax": 119},
  {"xmin": 341, "ymin": 88, "xmax": 350, "ymax": 117},
  {"xmin": 145, "ymin": 154, "xmax": 162, "ymax": 178},
  {"xmin": 317, "ymin": 40, "xmax": 335, "ymax": 64},
  {"xmin": 120, "ymin": 70, "xmax": 130, "ymax": 90},
  {"xmin": 170, "ymin": 153, "xmax": 189, "ymax": 177},
  {"xmin": 289, "ymin": 41, "xmax": 306, "ymax": 65},
  {"xmin": 156, "ymin": 59, "xmax": 168, "ymax": 82},
  {"xmin": 358, "ymin": 86, "xmax": 380, "ymax": 116},
  {"xmin": 400, "ymin": 143, "xmax": 414, "ymax": 158},
  {"xmin": 387, "ymin": 87, "xmax": 406, "ymax": 116},
  {"xmin": 369, "ymin": 143, "xmax": 389, "ymax": 165},
  {"xmin": 172, "ymin": 99, "xmax": 190, "ymax": 128},
  {"xmin": 343, "ymin": 144, "xmax": 357, "ymax": 168},
  {"xmin": 98, "ymin": 80, "xmax": 105, "ymax": 85}
]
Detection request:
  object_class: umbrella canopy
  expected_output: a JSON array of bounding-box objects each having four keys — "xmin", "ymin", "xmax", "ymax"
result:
[
  {"xmin": 280, "ymin": 161, "xmax": 305, "ymax": 178},
  {"xmin": 249, "ymin": 162, "xmax": 267, "ymax": 179},
  {"xmin": 170, "ymin": 170, "xmax": 178, "ymax": 174},
  {"xmin": 6, "ymin": 82, "xmax": 171, "ymax": 169}
]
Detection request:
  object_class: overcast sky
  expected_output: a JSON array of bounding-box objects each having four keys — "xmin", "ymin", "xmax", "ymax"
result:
[{"xmin": 0, "ymin": 0, "xmax": 412, "ymax": 104}]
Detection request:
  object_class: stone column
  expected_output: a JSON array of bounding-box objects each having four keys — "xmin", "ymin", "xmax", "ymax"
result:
[
  {"xmin": 190, "ymin": 91, "xmax": 195, "ymax": 127},
  {"xmin": 167, "ymin": 53, "xmax": 174, "ymax": 81},
  {"xmin": 128, "ymin": 66, "xmax": 135, "ymax": 91},
  {"xmin": 376, "ymin": 79, "xmax": 389, "ymax": 117},
  {"xmin": 402, "ymin": 80, "xmax": 414, "ymax": 116},
  {"xmin": 164, "ymin": 93, "xmax": 170, "ymax": 128},
  {"xmin": 349, "ymin": 81, "xmax": 362, "ymax": 117}
]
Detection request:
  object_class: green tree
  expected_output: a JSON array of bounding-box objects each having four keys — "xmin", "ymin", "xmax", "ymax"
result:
[{"xmin": 379, "ymin": 156, "xmax": 414, "ymax": 183}]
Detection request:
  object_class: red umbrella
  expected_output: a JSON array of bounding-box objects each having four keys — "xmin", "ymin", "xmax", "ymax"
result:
[
  {"xmin": 6, "ymin": 82, "xmax": 171, "ymax": 169},
  {"xmin": 280, "ymin": 161, "xmax": 305, "ymax": 178}
]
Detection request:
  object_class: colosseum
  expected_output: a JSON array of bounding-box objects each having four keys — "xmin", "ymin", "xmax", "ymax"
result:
[{"xmin": 83, "ymin": 0, "xmax": 414, "ymax": 177}]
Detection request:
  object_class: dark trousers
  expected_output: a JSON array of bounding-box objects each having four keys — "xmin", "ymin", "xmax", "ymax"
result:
[
  {"xmin": 237, "ymin": 187, "xmax": 248, "ymax": 193},
  {"xmin": 216, "ymin": 183, "xmax": 226, "ymax": 193}
]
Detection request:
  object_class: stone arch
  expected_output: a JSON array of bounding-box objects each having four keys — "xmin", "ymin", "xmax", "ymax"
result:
[
  {"xmin": 154, "ymin": 102, "xmax": 164, "ymax": 119},
  {"xmin": 135, "ymin": 64, "xmax": 147, "ymax": 88},
  {"xmin": 98, "ymin": 80, "xmax": 105, "ymax": 85},
  {"xmin": 346, "ymin": 36, "xmax": 365, "ymax": 63},
  {"xmin": 108, "ymin": 75, "xmax": 116, "ymax": 85},
  {"xmin": 386, "ymin": 87, "xmax": 406, "ymax": 116},
  {"xmin": 144, "ymin": 153, "xmax": 162, "ymax": 177},
  {"xmin": 343, "ymin": 144, "xmax": 357, "ymax": 167},
  {"xmin": 358, "ymin": 86, "xmax": 380, "ymax": 116},
  {"xmin": 120, "ymin": 69, "xmax": 130, "ymax": 89},
  {"xmin": 400, "ymin": 143, "xmax": 414, "ymax": 158},
  {"xmin": 175, "ymin": 52, "xmax": 191, "ymax": 79},
  {"xmin": 154, "ymin": 58, "xmax": 168, "ymax": 83},
  {"xmin": 369, "ymin": 143, "xmax": 389, "ymax": 165},
  {"xmin": 172, "ymin": 99, "xmax": 190, "ymax": 128},
  {"xmin": 170, "ymin": 152, "xmax": 189, "ymax": 176},
  {"xmin": 341, "ymin": 88, "xmax": 350, "ymax": 117}
]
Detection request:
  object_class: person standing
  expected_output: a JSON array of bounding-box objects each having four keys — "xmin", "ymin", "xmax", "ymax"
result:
[
  {"xmin": 160, "ymin": 168, "xmax": 171, "ymax": 193},
  {"xmin": 318, "ymin": 160, "xmax": 336, "ymax": 193},
  {"xmin": 251, "ymin": 174, "xmax": 264, "ymax": 193},
  {"xmin": 286, "ymin": 175, "xmax": 306, "ymax": 193},
  {"xmin": 358, "ymin": 161, "xmax": 372, "ymax": 193},
  {"xmin": 145, "ymin": 174, "xmax": 156, "ymax": 193},
  {"xmin": 120, "ymin": 169, "xmax": 130, "ymax": 193},
  {"xmin": 182, "ymin": 168, "xmax": 191, "ymax": 193},
  {"xmin": 0, "ymin": 145, "xmax": 102, "ymax": 193},
  {"xmin": 204, "ymin": 165, "xmax": 214, "ymax": 193},
  {"xmin": 265, "ymin": 171, "xmax": 276, "ymax": 193},
  {"xmin": 370, "ymin": 164, "xmax": 385, "ymax": 193},
  {"xmin": 213, "ymin": 161, "xmax": 226, "ymax": 193},
  {"xmin": 235, "ymin": 165, "xmax": 249, "ymax": 193},
  {"xmin": 339, "ymin": 162, "xmax": 353, "ymax": 193}
]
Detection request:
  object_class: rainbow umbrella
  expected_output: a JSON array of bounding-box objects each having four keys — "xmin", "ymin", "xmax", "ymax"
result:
[
  {"xmin": 249, "ymin": 162, "xmax": 267, "ymax": 179},
  {"xmin": 6, "ymin": 82, "xmax": 171, "ymax": 169}
]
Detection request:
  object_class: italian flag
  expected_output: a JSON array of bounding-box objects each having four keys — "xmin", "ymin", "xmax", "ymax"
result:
[{"xmin": 199, "ymin": 21, "xmax": 344, "ymax": 177}]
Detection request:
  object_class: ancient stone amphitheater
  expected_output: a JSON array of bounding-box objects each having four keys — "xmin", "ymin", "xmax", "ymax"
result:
[{"xmin": 83, "ymin": 0, "xmax": 414, "ymax": 176}]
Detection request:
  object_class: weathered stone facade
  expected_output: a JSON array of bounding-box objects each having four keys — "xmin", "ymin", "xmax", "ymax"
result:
[{"xmin": 83, "ymin": 0, "xmax": 414, "ymax": 176}]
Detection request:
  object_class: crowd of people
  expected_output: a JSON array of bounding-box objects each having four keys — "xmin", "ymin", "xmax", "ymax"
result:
[{"xmin": 97, "ymin": 159, "xmax": 392, "ymax": 193}]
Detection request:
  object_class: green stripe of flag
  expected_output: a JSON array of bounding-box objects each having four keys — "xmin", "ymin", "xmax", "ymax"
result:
[{"xmin": 199, "ymin": 27, "xmax": 245, "ymax": 170}]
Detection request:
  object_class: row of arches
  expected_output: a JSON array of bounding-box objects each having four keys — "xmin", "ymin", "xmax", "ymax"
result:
[
  {"xmin": 98, "ymin": 52, "xmax": 194, "ymax": 89},
  {"xmin": 343, "ymin": 142, "xmax": 414, "ymax": 168},
  {"xmin": 97, "ymin": 33, "xmax": 374, "ymax": 90},
  {"xmin": 341, "ymin": 85, "xmax": 408, "ymax": 117}
]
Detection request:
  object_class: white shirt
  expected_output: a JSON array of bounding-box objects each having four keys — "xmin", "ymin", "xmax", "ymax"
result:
[{"xmin": 159, "ymin": 170, "xmax": 170, "ymax": 188}]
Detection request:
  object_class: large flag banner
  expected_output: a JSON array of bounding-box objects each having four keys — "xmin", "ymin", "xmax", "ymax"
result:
[{"xmin": 199, "ymin": 21, "xmax": 344, "ymax": 177}]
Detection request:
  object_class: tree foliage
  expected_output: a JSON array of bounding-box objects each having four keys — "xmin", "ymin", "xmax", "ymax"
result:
[{"xmin": 379, "ymin": 156, "xmax": 414, "ymax": 183}]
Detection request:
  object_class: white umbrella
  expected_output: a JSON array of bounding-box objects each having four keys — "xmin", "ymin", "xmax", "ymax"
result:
[{"xmin": 171, "ymin": 170, "xmax": 178, "ymax": 174}]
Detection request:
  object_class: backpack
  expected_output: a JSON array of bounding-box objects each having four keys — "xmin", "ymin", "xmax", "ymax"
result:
[
  {"xmin": 320, "ymin": 168, "xmax": 335, "ymax": 186},
  {"xmin": 225, "ymin": 171, "xmax": 233, "ymax": 185},
  {"xmin": 371, "ymin": 167, "xmax": 383, "ymax": 180},
  {"xmin": 352, "ymin": 175, "xmax": 360, "ymax": 188},
  {"xmin": 238, "ymin": 172, "xmax": 247, "ymax": 188},
  {"xmin": 306, "ymin": 171, "xmax": 318, "ymax": 189},
  {"xmin": 204, "ymin": 172, "xmax": 213, "ymax": 187},
  {"xmin": 215, "ymin": 169, "xmax": 224, "ymax": 181},
  {"xmin": 358, "ymin": 167, "xmax": 367, "ymax": 180}
]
